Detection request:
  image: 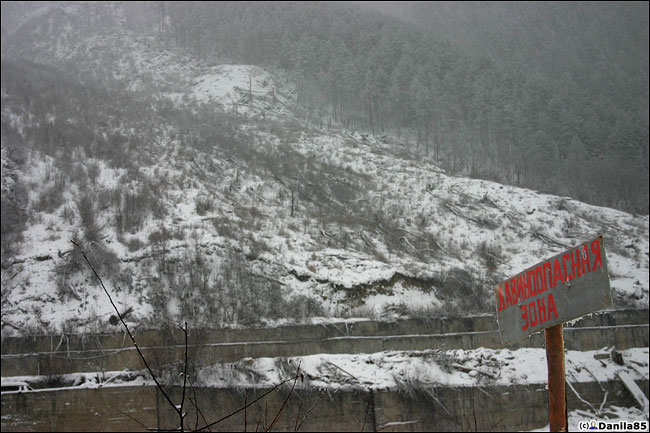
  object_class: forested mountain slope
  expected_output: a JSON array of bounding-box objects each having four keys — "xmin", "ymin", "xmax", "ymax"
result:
[
  {"xmin": 1, "ymin": 2, "xmax": 647, "ymax": 336},
  {"xmin": 153, "ymin": 1, "xmax": 649, "ymax": 213}
]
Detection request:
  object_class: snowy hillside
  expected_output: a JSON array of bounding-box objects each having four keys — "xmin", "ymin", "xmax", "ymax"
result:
[{"xmin": 1, "ymin": 2, "xmax": 648, "ymax": 337}]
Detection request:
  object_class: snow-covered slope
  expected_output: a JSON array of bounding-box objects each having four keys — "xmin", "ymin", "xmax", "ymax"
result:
[
  {"xmin": 1, "ymin": 2, "xmax": 648, "ymax": 336},
  {"xmin": 192, "ymin": 64, "xmax": 295, "ymax": 120}
]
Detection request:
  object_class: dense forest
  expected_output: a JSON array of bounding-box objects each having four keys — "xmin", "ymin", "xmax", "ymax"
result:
[{"xmin": 137, "ymin": 1, "xmax": 648, "ymax": 214}]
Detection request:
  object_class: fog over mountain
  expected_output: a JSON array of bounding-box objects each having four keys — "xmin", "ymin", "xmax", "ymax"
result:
[{"xmin": 1, "ymin": 1, "xmax": 647, "ymax": 335}]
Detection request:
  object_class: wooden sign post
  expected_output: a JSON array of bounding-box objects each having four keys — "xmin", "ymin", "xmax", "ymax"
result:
[
  {"xmin": 545, "ymin": 324, "xmax": 567, "ymax": 431},
  {"xmin": 494, "ymin": 235, "xmax": 612, "ymax": 432}
]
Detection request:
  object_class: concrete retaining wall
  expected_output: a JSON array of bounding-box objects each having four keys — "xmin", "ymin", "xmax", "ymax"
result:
[
  {"xmin": 2, "ymin": 380, "xmax": 648, "ymax": 431},
  {"xmin": 2, "ymin": 309, "xmax": 648, "ymax": 376},
  {"xmin": 3, "ymin": 309, "xmax": 647, "ymax": 353}
]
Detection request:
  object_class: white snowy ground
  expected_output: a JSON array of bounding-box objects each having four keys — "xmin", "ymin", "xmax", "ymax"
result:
[
  {"xmin": 192, "ymin": 64, "xmax": 295, "ymax": 120},
  {"xmin": 193, "ymin": 347, "xmax": 649, "ymax": 391},
  {"xmin": 5, "ymin": 347, "xmax": 646, "ymax": 392},
  {"xmin": 3, "ymin": 346, "xmax": 647, "ymax": 430},
  {"xmin": 6, "ymin": 114, "xmax": 648, "ymax": 332},
  {"xmin": 9, "ymin": 125, "xmax": 647, "ymax": 333}
]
